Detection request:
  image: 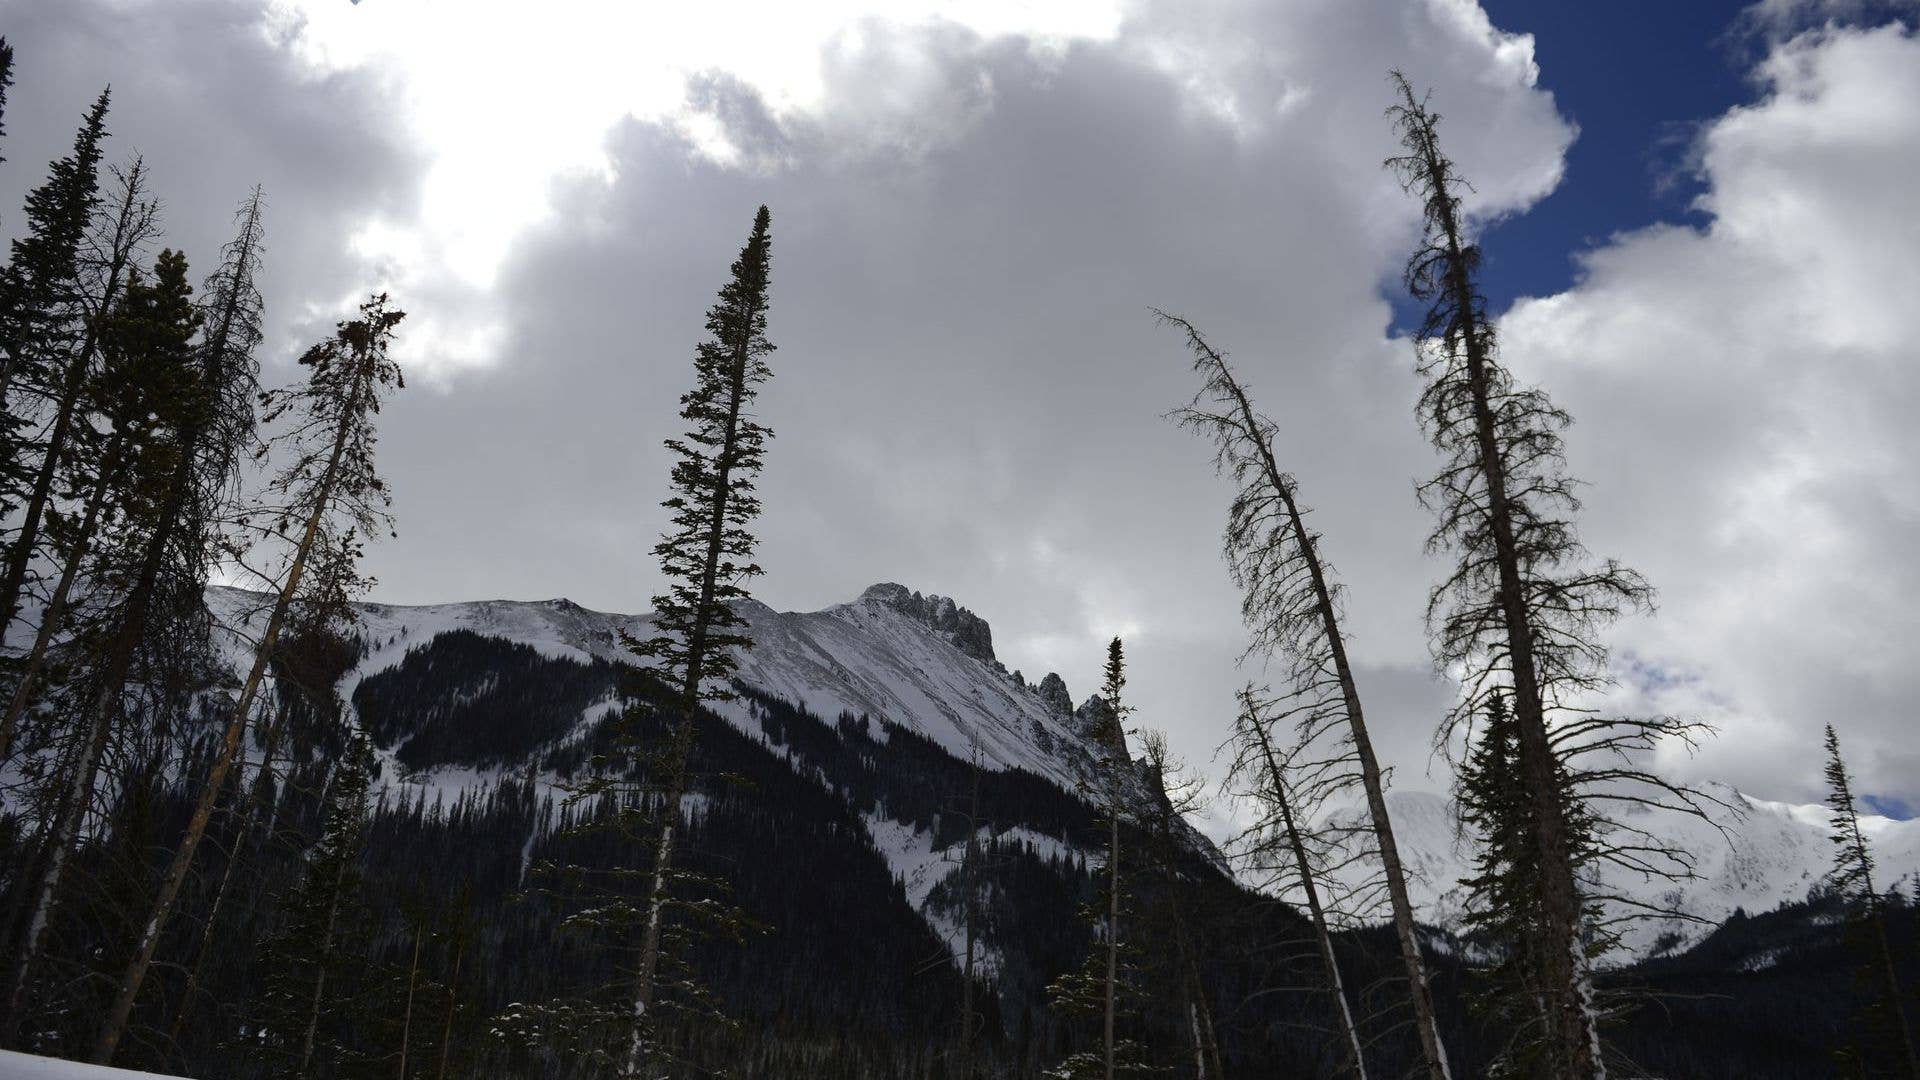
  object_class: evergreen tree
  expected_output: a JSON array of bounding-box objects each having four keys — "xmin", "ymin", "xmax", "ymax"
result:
[
  {"xmin": 1163, "ymin": 311, "xmax": 1451, "ymax": 1078},
  {"xmin": 1046, "ymin": 638, "xmax": 1152, "ymax": 1080},
  {"xmin": 1823, "ymin": 725, "xmax": 1920, "ymax": 1078},
  {"xmin": 0, "ymin": 246, "xmax": 202, "ymax": 1048},
  {"xmin": 0, "ymin": 37, "xmax": 14, "ymax": 168},
  {"xmin": 615, "ymin": 204, "xmax": 777, "ymax": 1074},
  {"xmin": 0, "ymin": 169, "xmax": 171, "ymax": 759},
  {"xmin": 946, "ymin": 735, "xmax": 992, "ymax": 1080},
  {"xmin": 1134, "ymin": 730, "xmax": 1225, "ymax": 1080},
  {"xmin": 0, "ymin": 190, "xmax": 265, "ymax": 1053},
  {"xmin": 91, "ymin": 294, "xmax": 404, "ymax": 1063},
  {"xmin": 0, "ymin": 155, "xmax": 159, "ymax": 648},
  {"xmin": 1454, "ymin": 694, "xmax": 1600, "ymax": 1077},
  {"xmin": 0, "ymin": 89, "xmax": 109, "ymax": 539},
  {"xmin": 1386, "ymin": 73, "xmax": 1712, "ymax": 1077},
  {"xmin": 245, "ymin": 733, "xmax": 378, "ymax": 1080}
]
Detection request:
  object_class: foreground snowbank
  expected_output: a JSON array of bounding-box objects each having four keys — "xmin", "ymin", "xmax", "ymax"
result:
[{"xmin": 0, "ymin": 1050, "xmax": 189, "ymax": 1079}]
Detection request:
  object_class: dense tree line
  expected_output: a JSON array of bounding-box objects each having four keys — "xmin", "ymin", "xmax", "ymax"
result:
[{"xmin": 0, "ymin": 43, "xmax": 411, "ymax": 1069}]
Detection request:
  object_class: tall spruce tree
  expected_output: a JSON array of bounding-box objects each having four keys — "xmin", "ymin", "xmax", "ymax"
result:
[
  {"xmin": 91, "ymin": 293, "xmax": 404, "ymax": 1063},
  {"xmin": 0, "ymin": 90, "xmax": 109, "ymax": 530},
  {"xmin": 1135, "ymin": 729, "xmax": 1225, "ymax": 1080},
  {"xmin": 602, "ymin": 205, "xmax": 776, "ymax": 1075},
  {"xmin": 0, "ymin": 247, "xmax": 205, "ymax": 1048},
  {"xmin": 0, "ymin": 38, "xmax": 14, "ymax": 169},
  {"xmin": 0, "ymin": 164, "xmax": 166, "ymax": 760},
  {"xmin": 1387, "ymin": 73, "xmax": 1712, "ymax": 1076},
  {"xmin": 1163, "ymin": 311, "xmax": 1451, "ymax": 1077},
  {"xmin": 0, "ymin": 156, "xmax": 159, "ymax": 646},
  {"xmin": 1823, "ymin": 725, "xmax": 1920, "ymax": 1078},
  {"xmin": 1046, "ymin": 638, "xmax": 1151, "ymax": 1080},
  {"xmin": 1454, "ymin": 693, "xmax": 1599, "ymax": 1078},
  {"xmin": 244, "ymin": 733, "xmax": 378, "ymax": 1080}
]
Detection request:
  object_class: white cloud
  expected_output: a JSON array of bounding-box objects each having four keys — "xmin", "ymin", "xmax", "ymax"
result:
[
  {"xmin": 1500, "ymin": 22, "xmax": 1920, "ymax": 806},
  {"xmin": 257, "ymin": 0, "xmax": 1129, "ymax": 363}
]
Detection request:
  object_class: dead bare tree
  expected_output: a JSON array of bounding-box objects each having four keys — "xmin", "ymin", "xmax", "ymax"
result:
[
  {"xmin": 1224, "ymin": 685, "xmax": 1368, "ymax": 1080},
  {"xmin": 1163, "ymin": 310, "xmax": 1451, "ymax": 1079},
  {"xmin": 1387, "ymin": 73, "xmax": 1719, "ymax": 1076}
]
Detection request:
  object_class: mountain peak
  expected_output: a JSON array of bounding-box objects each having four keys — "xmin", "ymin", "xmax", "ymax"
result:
[{"xmin": 858, "ymin": 583, "xmax": 996, "ymax": 665}]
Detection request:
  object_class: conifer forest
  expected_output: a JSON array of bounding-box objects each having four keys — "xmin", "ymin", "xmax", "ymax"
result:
[{"xmin": 0, "ymin": 4, "xmax": 1917, "ymax": 1079}]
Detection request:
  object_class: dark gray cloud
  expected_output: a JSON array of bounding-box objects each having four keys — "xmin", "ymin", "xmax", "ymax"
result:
[
  {"xmin": 355, "ymin": 6, "xmax": 1569, "ymax": 801},
  {"xmin": 0, "ymin": 0, "xmax": 423, "ymax": 361}
]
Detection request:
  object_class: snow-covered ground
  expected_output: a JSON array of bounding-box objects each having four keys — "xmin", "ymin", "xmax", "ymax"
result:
[{"xmin": 0, "ymin": 1050, "xmax": 187, "ymax": 1080}]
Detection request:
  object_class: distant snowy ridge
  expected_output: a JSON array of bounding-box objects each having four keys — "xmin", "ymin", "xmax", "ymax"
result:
[
  {"xmin": 1330, "ymin": 783, "xmax": 1920, "ymax": 964},
  {"xmin": 203, "ymin": 581, "xmax": 1196, "ymax": 956},
  {"xmin": 207, "ymin": 583, "xmax": 1098, "ymax": 778}
]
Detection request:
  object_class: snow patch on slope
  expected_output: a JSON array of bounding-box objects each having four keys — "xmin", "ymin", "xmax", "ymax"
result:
[{"xmin": 861, "ymin": 814, "xmax": 1093, "ymax": 976}]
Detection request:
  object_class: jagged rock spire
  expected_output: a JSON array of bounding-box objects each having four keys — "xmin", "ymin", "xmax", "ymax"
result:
[{"xmin": 860, "ymin": 582, "xmax": 996, "ymax": 664}]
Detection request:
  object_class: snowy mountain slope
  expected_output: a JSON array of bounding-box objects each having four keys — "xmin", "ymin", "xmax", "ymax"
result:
[
  {"xmin": 202, "ymin": 580, "xmax": 1165, "ymax": 956},
  {"xmin": 1332, "ymin": 784, "xmax": 1920, "ymax": 964},
  {"xmin": 208, "ymin": 581, "xmax": 1098, "ymax": 789}
]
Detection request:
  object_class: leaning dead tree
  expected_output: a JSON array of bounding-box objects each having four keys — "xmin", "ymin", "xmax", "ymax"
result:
[
  {"xmin": 1225, "ymin": 685, "xmax": 1368, "ymax": 1080},
  {"xmin": 92, "ymin": 293, "xmax": 404, "ymax": 1063},
  {"xmin": 1163, "ymin": 311, "xmax": 1452, "ymax": 1079},
  {"xmin": 1387, "ymin": 73, "xmax": 1717, "ymax": 1076}
]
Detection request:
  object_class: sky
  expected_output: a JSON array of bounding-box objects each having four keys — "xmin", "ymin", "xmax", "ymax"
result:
[{"xmin": 1, "ymin": 0, "xmax": 1916, "ymax": 818}]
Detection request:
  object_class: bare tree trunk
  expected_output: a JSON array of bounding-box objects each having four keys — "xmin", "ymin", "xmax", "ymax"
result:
[
  {"xmin": 1171, "ymin": 920, "xmax": 1223, "ymax": 1080},
  {"xmin": 1407, "ymin": 109, "xmax": 1600, "ymax": 1074},
  {"xmin": 1103, "ymin": 795, "xmax": 1120, "ymax": 1080},
  {"xmin": 1245, "ymin": 713, "xmax": 1366, "ymax": 1080},
  {"xmin": 165, "ymin": 696, "xmax": 283, "ymax": 1051},
  {"xmin": 399, "ymin": 923, "xmax": 422, "ymax": 1079},
  {"xmin": 91, "ymin": 376, "xmax": 360, "ymax": 1064},
  {"xmin": 1212, "ymin": 362, "xmax": 1450, "ymax": 1080},
  {"xmin": 435, "ymin": 936, "xmax": 465, "ymax": 1080},
  {"xmin": 299, "ymin": 821, "xmax": 354, "ymax": 1080}
]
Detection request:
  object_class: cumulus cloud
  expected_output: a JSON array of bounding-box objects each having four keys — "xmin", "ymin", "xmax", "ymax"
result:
[
  {"xmin": 313, "ymin": 0, "xmax": 1569, "ymax": 795},
  {"xmin": 0, "ymin": 0, "xmax": 421, "ymax": 369},
  {"xmin": 1500, "ymin": 22, "xmax": 1920, "ymax": 806}
]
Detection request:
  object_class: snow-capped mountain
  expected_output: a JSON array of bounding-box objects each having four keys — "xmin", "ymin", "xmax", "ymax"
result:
[
  {"xmin": 211, "ymin": 582, "xmax": 1108, "ymax": 783},
  {"xmin": 1336, "ymin": 784, "xmax": 1920, "ymax": 963},
  {"xmin": 204, "ymin": 580, "xmax": 1176, "ymax": 961}
]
